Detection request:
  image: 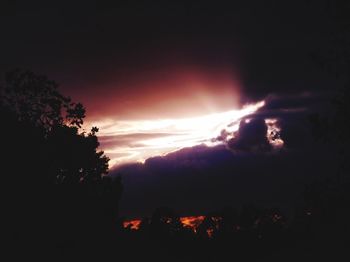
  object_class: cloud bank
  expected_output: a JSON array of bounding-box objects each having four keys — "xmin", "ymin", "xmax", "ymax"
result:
[
  {"xmin": 86, "ymin": 101, "xmax": 265, "ymax": 167},
  {"xmin": 109, "ymin": 91, "xmax": 336, "ymax": 218}
]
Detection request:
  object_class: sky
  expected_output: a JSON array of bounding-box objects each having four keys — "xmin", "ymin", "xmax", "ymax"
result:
[
  {"xmin": 0, "ymin": 0, "xmax": 340, "ymax": 217},
  {"xmin": 86, "ymin": 101, "xmax": 267, "ymax": 167}
]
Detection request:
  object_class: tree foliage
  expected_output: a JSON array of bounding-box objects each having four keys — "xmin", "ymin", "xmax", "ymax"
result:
[
  {"xmin": 0, "ymin": 69, "xmax": 109, "ymax": 183},
  {"xmin": 1, "ymin": 69, "xmax": 122, "ymax": 259},
  {"xmin": 1, "ymin": 69, "xmax": 85, "ymax": 131}
]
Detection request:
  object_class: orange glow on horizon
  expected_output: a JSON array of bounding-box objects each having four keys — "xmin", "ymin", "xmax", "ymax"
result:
[
  {"xmin": 180, "ymin": 216, "xmax": 205, "ymax": 233},
  {"xmin": 122, "ymin": 215, "xmax": 207, "ymax": 234},
  {"xmin": 123, "ymin": 220, "xmax": 142, "ymax": 230},
  {"xmin": 123, "ymin": 215, "xmax": 223, "ymax": 238}
]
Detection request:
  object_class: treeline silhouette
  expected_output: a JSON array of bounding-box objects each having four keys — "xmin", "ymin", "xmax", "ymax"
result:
[
  {"xmin": 2, "ymin": 69, "xmax": 350, "ymax": 261},
  {"xmin": 1, "ymin": 70, "xmax": 122, "ymax": 260},
  {"xmin": 118, "ymin": 183, "xmax": 350, "ymax": 262}
]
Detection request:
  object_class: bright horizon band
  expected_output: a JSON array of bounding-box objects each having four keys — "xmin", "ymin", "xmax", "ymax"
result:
[{"xmin": 85, "ymin": 100, "xmax": 283, "ymax": 168}]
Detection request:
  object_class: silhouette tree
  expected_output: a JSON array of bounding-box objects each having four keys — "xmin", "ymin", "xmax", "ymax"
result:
[
  {"xmin": 0, "ymin": 69, "xmax": 109, "ymax": 182},
  {"xmin": 1, "ymin": 69, "xmax": 85, "ymax": 131},
  {"xmin": 1, "ymin": 69, "xmax": 122, "ymax": 259},
  {"xmin": 150, "ymin": 206, "xmax": 183, "ymax": 238}
]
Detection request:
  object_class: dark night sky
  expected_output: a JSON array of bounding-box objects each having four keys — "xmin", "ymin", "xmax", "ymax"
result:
[
  {"xmin": 0, "ymin": 0, "xmax": 342, "ymax": 217},
  {"xmin": 0, "ymin": 0, "xmax": 334, "ymax": 99}
]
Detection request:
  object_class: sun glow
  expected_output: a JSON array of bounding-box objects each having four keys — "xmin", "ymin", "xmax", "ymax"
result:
[{"xmin": 85, "ymin": 101, "xmax": 265, "ymax": 168}]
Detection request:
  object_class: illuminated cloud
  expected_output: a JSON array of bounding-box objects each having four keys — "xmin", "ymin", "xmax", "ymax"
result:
[
  {"xmin": 85, "ymin": 92, "xmax": 327, "ymax": 168},
  {"xmin": 85, "ymin": 101, "xmax": 265, "ymax": 168},
  {"xmin": 265, "ymin": 118, "xmax": 284, "ymax": 148}
]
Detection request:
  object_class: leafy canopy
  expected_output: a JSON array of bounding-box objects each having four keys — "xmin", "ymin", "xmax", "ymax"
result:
[{"xmin": 0, "ymin": 69, "xmax": 109, "ymax": 183}]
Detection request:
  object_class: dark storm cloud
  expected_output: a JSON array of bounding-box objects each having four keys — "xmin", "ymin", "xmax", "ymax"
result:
[
  {"xmin": 228, "ymin": 118, "xmax": 271, "ymax": 152},
  {"xmin": 217, "ymin": 91, "xmax": 329, "ymax": 151},
  {"xmin": 113, "ymin": 144, "xmax": 336, "ymax": 218},
  {"xmin": 249, "ymin": 91, "xmax": 332, "ymax": 149},
  {"xmin": 263, "ymin": 93, "xmax": 332, "ymax": 112}
]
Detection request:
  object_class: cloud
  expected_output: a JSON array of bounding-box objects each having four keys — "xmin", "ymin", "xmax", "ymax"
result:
[
  {"xmin": 109, "ymin": 91, "xmax": 335, "ymax": 218},
  {"xmin": 234, "ymin": 91, "xmax": 332, "ymax": 150},
  {"xmin": 112, "ymin": 143, "xmax": 336, "ymax": 218},
  {"xmin": 228, "ymin": 118, "xmax": 271, "ymax": 152},
  {"xmin": 99, "ymin": 133, "xmax": 177, "ymax": 148},
  {"xmin": 86, "ymin": 101, "xmax": 264, "ymax": 167}
]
